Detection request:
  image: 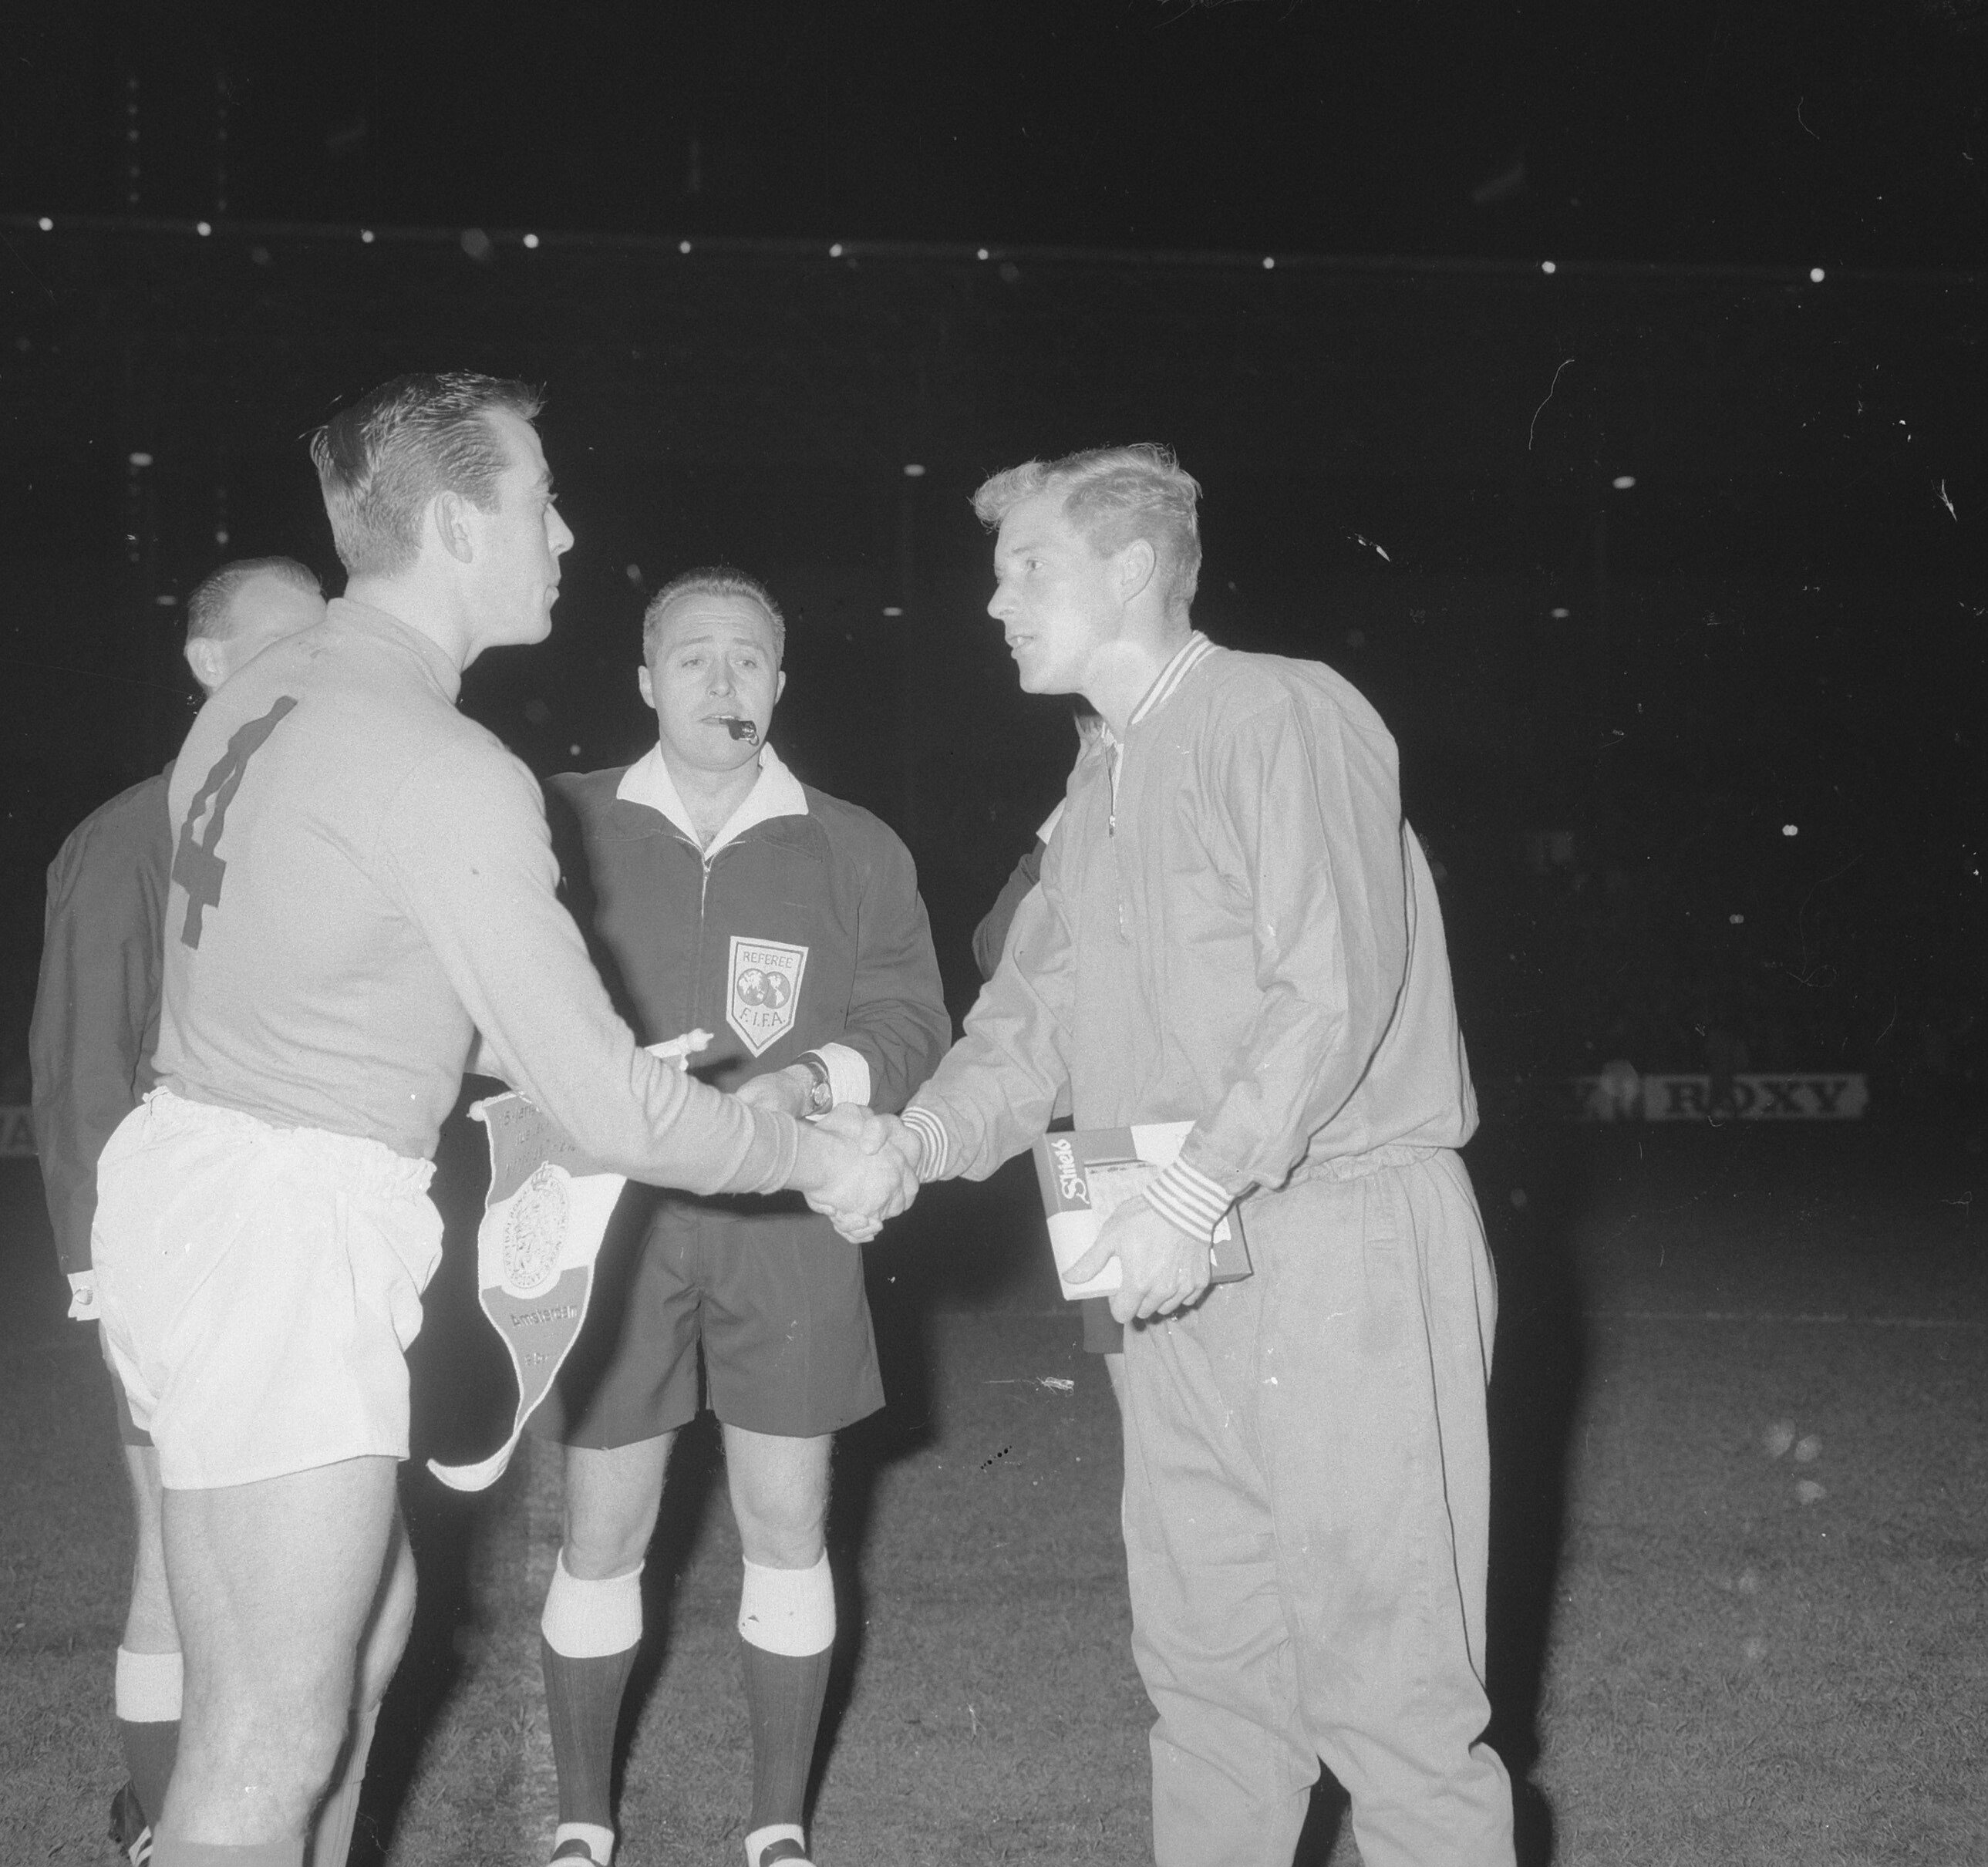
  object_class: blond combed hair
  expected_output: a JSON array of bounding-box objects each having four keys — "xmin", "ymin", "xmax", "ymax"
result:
[{"xmin": 972, "ymin": 443, "xmax": 1204, "ymax": 618}]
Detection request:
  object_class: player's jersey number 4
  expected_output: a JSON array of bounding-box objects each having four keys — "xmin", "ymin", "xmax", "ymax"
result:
[{"xmin": 171, "ymin": 696, "xmax": 298, "ymax": 949}]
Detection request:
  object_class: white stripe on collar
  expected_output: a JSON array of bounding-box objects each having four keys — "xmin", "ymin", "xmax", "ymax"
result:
[
  {"xmin": 1127, "ymin": 631, "xmax": 1215, "ymax": 729},
  {"xmin": 615, "ymin": 740, "xmax": 810, "ymax": 856}
]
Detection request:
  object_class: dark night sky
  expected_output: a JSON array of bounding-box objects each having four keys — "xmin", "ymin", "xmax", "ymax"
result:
[
  {"xmin": 6, "ymin": 2, "xmax": 1988, "ymax": 266},
  {"xmin": 2, "ymin": 3, "xmax": 1983, "ymax": 1081}
]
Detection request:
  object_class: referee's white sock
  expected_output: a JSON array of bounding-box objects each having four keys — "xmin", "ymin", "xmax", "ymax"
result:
[
  {"xmin": 541, "ymin": 1552, "xmax": 644, "ymax": 1867},
  {"xmin": 738, "ymin": 1553, "xmax": 834, "ymax": 1865}
]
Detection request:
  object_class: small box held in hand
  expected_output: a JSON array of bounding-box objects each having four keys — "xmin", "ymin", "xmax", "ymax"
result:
[{"xmin": 1030, "ymin": 1121, "xmax": 1252, "ymax": 1299}]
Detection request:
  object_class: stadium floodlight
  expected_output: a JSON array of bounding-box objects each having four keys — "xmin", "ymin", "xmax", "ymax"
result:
[
  {"xmin": 830, "ymin": 242, "xmax": 844, "ymax": 257},
  {"xmin": 1612, "ymin": 474, "xmax": 1636, "ymax": 490},
  {"xmin": 128, "ymin": 451, "xmax": 153, "ymax": 467},
  {"xmin": 1809, "ymin": 267, "xmax": 1825, "ymax": 283},
  {"xmin": 976, "ymin": 248, "xmax": 989, "ymax": 260},
  {"xmin": 1541, "ymin": 260, "xmax": 1558, "ymax": 275},
  {"xmin": 196, "ymin": 221, "xmax": 212, "ymax": 237},
  {"xmin": 361, "ymin": 229, "xmax": 376, "ymax": 243},
  {"xmin": 1783, "ymin": 824, "xmax": 1799, "ymax": 837},
  {"xmin": 1262, "ymin": 256, "xmax": 1275, "ymax": 270},
  {"xmin": 903, "ymin": 463, "xmax": 925, "ymax": 477},
  {"xmin": 679, "ymin": 240, "xmax": 692, "ymax": 254},
  {"xmin": 38, "ymin": 216, "xmax": 53, "ymax": 231},
  {"xmin": 882, "ymin": 605, "xmax": 904, "ymax": 617},
  {"xmin": 523, "ymin": 233, "xmax": 540, "ymax": 249}
]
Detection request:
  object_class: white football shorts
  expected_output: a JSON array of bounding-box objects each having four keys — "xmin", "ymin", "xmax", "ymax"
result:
[{"xmin": 93, "ymin": 1089, "xmax": 443, "ymax": 1490}]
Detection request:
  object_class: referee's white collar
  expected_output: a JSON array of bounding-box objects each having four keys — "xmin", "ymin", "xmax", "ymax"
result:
[{"xmin": 616, "ymin": 741, "xmax": 808, "ymax": 856}]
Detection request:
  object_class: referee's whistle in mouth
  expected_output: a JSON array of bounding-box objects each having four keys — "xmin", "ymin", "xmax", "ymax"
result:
[{"xmin": 716, "ymin": 716, "xmax": 759, "ymax": 743}]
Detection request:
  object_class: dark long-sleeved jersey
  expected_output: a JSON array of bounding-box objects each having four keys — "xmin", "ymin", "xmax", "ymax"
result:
[
  {"xmin": 548, "ymin": 743, "xmax": 949, "ymax": 1117},
  {"xmin": 29, "ymin": 769, "xmax": 172, "ymax": 1284}
]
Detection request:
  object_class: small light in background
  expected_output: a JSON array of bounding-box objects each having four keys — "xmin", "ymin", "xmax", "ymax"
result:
[
  {"xmin": 1612, "ymin": 474, "xmax": 1636, "ymax": 490},
  {"xmin": 1782, "ymin": 824, "xmax": 1799, "ymax": 837},
  {"xmin": 1729, "ymin": 914, "xmax": 1744, "ymax": 925},
  {"xmin": 1550, "ymin": 606, "xmax": 1571, "ymax": 618},
  {"xmin": 903, "ymin": 463, "xmax": 925, "ymax": 478},
  {"xmin": 154, "ymin": 593, "xmax": 177, "ymax": 607},
  {"xmin": 38, "ymin": 216, "xmax": 54, "ymax": 231},
  {"xmin": 214, "ymin": 528, "xmax": 229, "ymax": 545},
  {"xmin": 128, "ymin": 451, "xmax": 153, "ymax": 467},
  {"xmin": 460, "ymin": 227, "xmax": 492, "ymax": 261},
  {"xmin": 523, "ymin": 232, "xmax": 540, "ymax": 249},
  {"xmin": 1262, "ymin": 255, "xmax": 1275, "ymax": 270},
  {"xmin": 882, "ymin": 605, "xmax": 904, "ymax": 618},
  {"xmin": 360, "ymin": 229, "xmax": 376, "ymax": 244},
  {"xmin": 976, "ymin": 247, "xmax": 990, "ymax": 261},
  {"xmin": 678, "ymin": 239, "xmax": 692, "ymax": 254},
  {"xmin": 196, "ymin": 221, "xmax": 214, "ymax": 237},
  {"xmin": 625, "ymin": 564, "xmax": 642, "ymax": 584},
  {"xmin": 569, "ymin": 744, "xmax": 581, "ymax": 757},
  {"xmin": 1540, "ymin": 260, "xmax": 1558, "ymax": 275},
  {"xmin": 829, "ymin": 242, "xmax": 844, "ymax": 258},
  {"xmin": 1809, "ymin": 267, "xmax": 1825, "ymax": 283}
]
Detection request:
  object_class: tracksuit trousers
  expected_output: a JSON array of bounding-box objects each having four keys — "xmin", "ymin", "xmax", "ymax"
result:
[{"xmin": 1120, "ymin": 1148, "xmax": 1515, "ymax": 1867}]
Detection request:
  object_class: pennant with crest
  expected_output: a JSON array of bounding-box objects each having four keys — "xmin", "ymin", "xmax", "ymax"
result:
[{"xmin": 426, "ymin": 1030, "xmax": 710, "ymax": 1491}]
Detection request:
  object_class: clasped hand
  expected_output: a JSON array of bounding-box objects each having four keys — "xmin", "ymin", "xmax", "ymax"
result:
[{"xmin": 801, "ymin": 1103, "xmax": 922, "ymax": 1242}]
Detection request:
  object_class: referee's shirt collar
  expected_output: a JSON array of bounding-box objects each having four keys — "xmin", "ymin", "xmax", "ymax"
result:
[{"xmin": 615, "ymin": 741, "xmax": 809, "ymax": 857}]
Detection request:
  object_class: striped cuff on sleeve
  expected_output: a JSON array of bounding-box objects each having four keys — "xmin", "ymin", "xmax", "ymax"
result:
[
  {"xmin": 1144, "ymin": 1155, "xmax": 1232, "ymax": 1244},
  {"xmin": 899, "ymin": 1104, "xmax": 951, "ymax": 1182}
]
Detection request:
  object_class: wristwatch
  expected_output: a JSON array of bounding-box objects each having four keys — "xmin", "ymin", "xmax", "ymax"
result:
[{"xmin": 796, "ymin": 1051, "xmax": 834, "ymax": 1116}]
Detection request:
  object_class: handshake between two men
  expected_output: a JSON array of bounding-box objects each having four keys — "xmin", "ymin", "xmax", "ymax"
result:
[
  {"xmin": 790, "ymin": 1104, "xmax": 923, "ymax": 1242},
  {"xmin": 729, "ymin": 1066, "xmax": 925, "ymax": 1244},
  {"xmin": 761, "ymin": 1082, "xmax": 1219, "ymax": 1330}
]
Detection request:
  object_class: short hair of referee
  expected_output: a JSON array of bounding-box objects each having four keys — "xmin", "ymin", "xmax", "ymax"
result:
[
  {"xmin": 642, "ymin": 565, "xmax": 787, "ymax": 665},
  {"xmin": 184, "ymin": 556, "xmax": 322, "ymax": 645},
  {"xmin": 308, "ymin": 371, "xmax": 544, "ymax": 578}
]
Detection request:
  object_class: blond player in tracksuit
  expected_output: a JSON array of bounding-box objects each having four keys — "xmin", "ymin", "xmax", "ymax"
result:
[{"xmin": 890, "ymin": 446, "xmax": 1514, "ymax": 1867}]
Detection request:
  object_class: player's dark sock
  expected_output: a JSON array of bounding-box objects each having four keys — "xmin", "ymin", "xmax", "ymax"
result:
[
  {"xmin": 116, "ymin": 1646, "xmax": 184, "ymax": 1836},
  {"xmin": 737, "ymin": 1554, "xmax": 834, "ymax": 1850},
  {"xmin": 540, "ymin": 1553, "xmax": 643, "ymax": 1862}
]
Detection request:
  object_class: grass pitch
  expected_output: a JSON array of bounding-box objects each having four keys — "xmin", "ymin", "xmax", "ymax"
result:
[{"xmin": 1, "ymin": 1117, "xmax": 1982, "ymax": 1865}]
